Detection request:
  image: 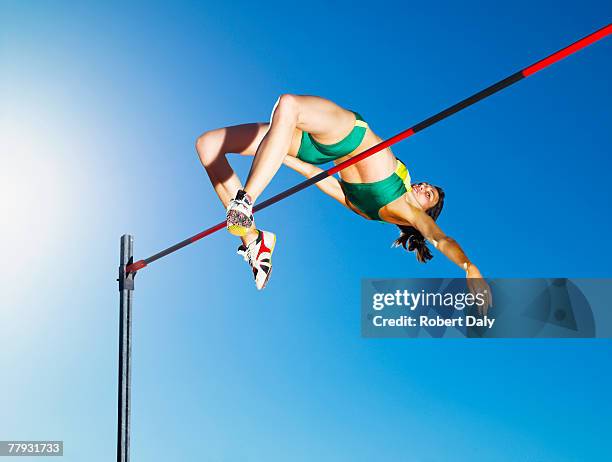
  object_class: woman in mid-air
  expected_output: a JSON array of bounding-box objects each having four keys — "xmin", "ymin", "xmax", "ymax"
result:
[{"xmin": 196, "ymin": 94, "xmax": 490, "ymax": 304}]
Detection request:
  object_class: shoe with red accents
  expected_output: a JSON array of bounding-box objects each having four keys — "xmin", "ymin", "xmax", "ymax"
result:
[
  {"xmin": 237, "ymin": 230, "xmax": 276, "ymax": 290},
  {"xmin": 226, "ymin": 189, "xmax": 254, "ymax": 236}
]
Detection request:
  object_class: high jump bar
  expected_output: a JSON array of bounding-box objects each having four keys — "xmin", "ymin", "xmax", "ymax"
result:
[{"xmin": 125, "ymin": 23, "xmax": 611, "ymax": 275}]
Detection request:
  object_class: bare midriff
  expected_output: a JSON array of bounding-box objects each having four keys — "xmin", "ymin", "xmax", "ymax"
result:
[{"xmin": 333, "ymin": 127, "xmax": 398, "ymax": 184}]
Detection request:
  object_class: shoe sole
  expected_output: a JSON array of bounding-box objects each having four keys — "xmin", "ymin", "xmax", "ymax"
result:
[
  {"xmin": 226, "ymin": 210, "xmax": 254, "ymax": 237},
  {"xmin": 268, "ymin": 233, "xmax": 276, "ymax": 253}
]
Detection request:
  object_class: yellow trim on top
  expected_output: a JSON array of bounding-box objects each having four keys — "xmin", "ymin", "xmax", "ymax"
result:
[
  {"xmin": 395, "ymin": 160, "xmax": 412, "ymax": 192},
  {"xmin": 355, "ymin": 120, "xmax": 368, "ymax": 128}
]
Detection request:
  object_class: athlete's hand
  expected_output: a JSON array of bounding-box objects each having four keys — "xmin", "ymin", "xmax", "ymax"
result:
[{"xmin": 466, "ymin": 264, "xmax": 492, "ymax": 315}]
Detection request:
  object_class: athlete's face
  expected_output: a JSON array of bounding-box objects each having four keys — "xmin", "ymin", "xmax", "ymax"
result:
[{"xmin": 412, "ymin": 182, "xmax": 439, "ymax": 211}]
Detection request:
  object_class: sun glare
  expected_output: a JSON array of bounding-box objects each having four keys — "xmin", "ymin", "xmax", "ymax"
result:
[{"xmin": 0, "ymin": 120, "xmax": 72, "ymax": 300}]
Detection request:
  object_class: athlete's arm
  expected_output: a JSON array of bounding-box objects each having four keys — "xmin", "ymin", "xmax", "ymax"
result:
[
  {"xmin": 282, "ymin": 156, "xmax": 372, "ymax": 219},
  {"xmin": 282, "ymin": 155, "xmax": 346, "ymax": 205},
  {"xmin": 409, "ymin": 207, "xmax": 493, "ymax": 311}
]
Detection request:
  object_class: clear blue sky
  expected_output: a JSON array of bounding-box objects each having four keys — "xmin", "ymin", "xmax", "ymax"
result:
[{"xmin": 1, "ymin": 1, "xmax": 611, "ymax": 461}]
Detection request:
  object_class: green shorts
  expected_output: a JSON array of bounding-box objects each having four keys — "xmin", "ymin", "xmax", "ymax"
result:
[
  {"xmin": 297, "ymin": 111, "xmax": 368, "ymax": 164},
  {"xmin": 340, "ymin": 160, "xmax": 412, "ymax": 221}
]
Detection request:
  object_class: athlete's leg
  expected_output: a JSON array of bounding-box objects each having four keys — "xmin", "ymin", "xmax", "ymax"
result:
[
  {"xmin": 196, "ymin": 122, "xmax": 303, "ymax": 243},
  {"xmin": 196, "ymin": 123, "xmax": 266, "ymax": 207},
  {"xmin": 243, "ymin": 94, "xmax": 356, "ymax": 201}
]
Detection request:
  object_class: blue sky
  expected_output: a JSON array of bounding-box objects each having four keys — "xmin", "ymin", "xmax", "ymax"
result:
[{"xmin": 1, "ymin": 1, "xmax": 611, "ymax": 461}]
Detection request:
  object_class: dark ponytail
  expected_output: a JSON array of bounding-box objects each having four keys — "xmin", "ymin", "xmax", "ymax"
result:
[{"xmin": 392, "ymin": 186, "xmax": 445, "ymax": 263}]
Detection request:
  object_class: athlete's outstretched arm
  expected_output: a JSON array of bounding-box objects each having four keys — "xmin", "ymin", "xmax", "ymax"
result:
[{"xmin": 410, "ymin": 208, "xmax": 492, "ymax": 310}]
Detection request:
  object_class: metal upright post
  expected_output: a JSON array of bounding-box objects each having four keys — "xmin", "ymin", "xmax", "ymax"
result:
[{"xmin": 117, "ymin": 235, "xmax": 134, "ymax": 462}]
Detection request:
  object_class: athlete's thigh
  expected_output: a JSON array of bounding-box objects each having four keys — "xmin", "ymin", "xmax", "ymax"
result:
[
  {"xmin": 214, "ymin": 122, "xmax": 301, "ymax": 157},
  {"xmin": 292, "ymin": 95, "xmax": 356, "ymax": 144}
]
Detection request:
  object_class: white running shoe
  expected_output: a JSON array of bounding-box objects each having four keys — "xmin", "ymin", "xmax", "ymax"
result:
[
  {"xmin": 237, "ymin": 230, "xmax": 276, "ymax": 290},
  {"xmin": 226, "ymin": 189, "xmax": 254, "ymax": 236}
]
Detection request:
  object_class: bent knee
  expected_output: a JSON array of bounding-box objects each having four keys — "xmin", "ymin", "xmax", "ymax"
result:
[
  {"xmin": 195, "ymin": 130, "xmax": 223, "ymax": 166},
  {"xmin": 274, "ymin": 93, "xmax": 300, "ymax": 118}
]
